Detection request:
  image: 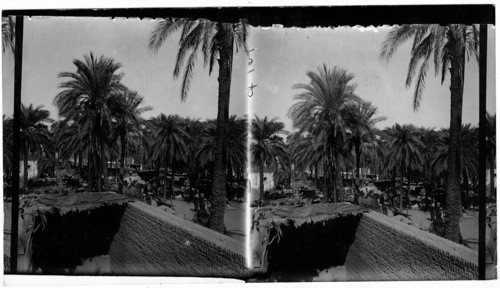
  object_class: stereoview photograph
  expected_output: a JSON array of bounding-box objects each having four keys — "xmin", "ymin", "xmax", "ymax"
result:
[
  {"xmin": 247, "ymin": 24, "xmax": 496, "ymax": 281},
  {"xmin": 1, "ymin": 11, "xmax": 497, "ymax": 283}
]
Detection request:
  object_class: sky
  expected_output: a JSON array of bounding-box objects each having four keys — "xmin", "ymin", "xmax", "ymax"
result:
[
  {"xmin": 1, "ymin": 18, "xmax": 496, "ymax": 132},
  {"xmin": 2, "ymin": 16, "xmax": 248, "ymax": 121},
  {"xmin": 249, "ymin": 25, "xmax": 496, "ymax": 131}
]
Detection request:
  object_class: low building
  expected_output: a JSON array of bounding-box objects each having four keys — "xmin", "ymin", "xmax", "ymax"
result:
[
  {"xmin": 249, "ymin": 167, "xmax": 274, "ymax": 201},
  {"xmin": 19, "ymin": 159, "xmax": 38, "ymax": 182}
]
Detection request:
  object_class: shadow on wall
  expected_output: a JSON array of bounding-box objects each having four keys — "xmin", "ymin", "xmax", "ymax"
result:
[
  {"xmin": 266, "ymin": 214, "xmax": 362, "ymax": 282},
  {"xmin": 30, "ymin": 203, "xmax": 127, "ymax": 274}
]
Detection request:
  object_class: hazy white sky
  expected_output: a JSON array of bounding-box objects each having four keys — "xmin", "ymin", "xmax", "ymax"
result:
[
  {"xmin": 249, "ymin": 25, "xmax": 496, "ymax": 130},
  {"xmin": 2, "ymin": 18, "xmax": 496, "ymax": 132},
  {"xmin": 2, "ymin": 16, "xmax": 248, "ymax": 121}
]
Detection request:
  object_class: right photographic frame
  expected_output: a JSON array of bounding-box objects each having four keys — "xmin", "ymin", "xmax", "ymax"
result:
[{"xmin": 247, "ymin": 19, "xmax": 496, "ymax": 282}]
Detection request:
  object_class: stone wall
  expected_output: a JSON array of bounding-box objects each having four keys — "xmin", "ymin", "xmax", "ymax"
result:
[
  {"xmin": 345, "ymin": 211, "xmax": 478, "ymax": 280},
  {"xmin": 109, "ymin": 201, "xmax": 250, "ymax": 278}
]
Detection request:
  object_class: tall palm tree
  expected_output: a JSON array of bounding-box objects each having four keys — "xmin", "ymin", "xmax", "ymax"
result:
[
  {"xmin": 54, "ymin": 52, "xmax": 127, "ymax": 192},
  {"xmin": 380, "ymin": 24, "xmax": 479, "ymax": 242},
  {"xmin": 251, "ymin": 115, "xmax": 287, "ymax": 204},
  {"xmin": 112, "ymin": 89, "xmax": 151, "ymax": 193},
  {"xmin": 385, "ymin": 124, "xmax": 424, "ymax": 210},
  {"xmin": 288, "ymin": 64, "xmax": 361, "ymax": 202},
  {"xmin": 347, "ymin": 101, "xmax": 386, "ymax": 192},
  {"xmin": 149, "ymin": 114, "xmax": 188, "ymax": 202},
  {"xmin": 149, "ymin": 18, "xmax": 248, "ymax": 233},
  {"xmin": 485, "ymin": 113, "xmax": 496, "ymax": 198},
  {"xmin": 2, "ymin": 16, "xmax": 15, "ymax": 54},
  {"xmin": 19, "ymin": 104, "xmax": 54, "ymax": 188}
]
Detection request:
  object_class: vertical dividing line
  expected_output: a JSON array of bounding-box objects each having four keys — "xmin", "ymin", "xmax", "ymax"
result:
[
  {"xmin": 478, "ymin": 24, "xmax": 487, "ymax": 281},
  {"xmin": 246, "ymin": 114, "xmax": 252, "ymax": 269},
  {"xmin": 10, "ymin": 15, "xmax": 24, "ymax": 274},
  {"xmin": 245, "ymin": 35, "xmax": 254, "ymax": 270}
]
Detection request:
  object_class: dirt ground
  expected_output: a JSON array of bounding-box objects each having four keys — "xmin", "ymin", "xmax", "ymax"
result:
[{"xmin": 152, "ymin": 198, "xmax": 246, "ymax": 242}]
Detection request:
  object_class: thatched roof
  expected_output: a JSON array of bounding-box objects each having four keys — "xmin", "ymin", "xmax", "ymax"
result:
[
  {"xmin": 28, "ymin": 192, "xmax": 132, "ymax": 273},
  {"xmin": 254, "ymin": 202, "xmax": 368, "ymax": 227},
  {"xmin": 32, "ymin": 192, "xmax": 132, "ymax": 214},
  {"xmin": 251, "ymin": 202, "xmax": 367, "ymax": 280}
]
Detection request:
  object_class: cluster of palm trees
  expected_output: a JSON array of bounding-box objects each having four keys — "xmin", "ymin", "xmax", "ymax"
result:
[
  {"xmin": 3, "ymin": 16, "xmax": 250, "ymax": 233},
  {"xmin": 284, "ymin": 65, "xmax": 386, "ymax": 202},
  {"xmin": 250, "ymin": 64, "xmax": 496, "ymax": 217},
  {"xmin": 2, "ymin": 52, "xmax": 248, "ymax": 199},
  {"xmin": 250, "ymin": 24, "xmax": 492, "ymax": 244},
  {"xmin": 2, "ymin": 16, "xmax": 494, "ymax": 243},
  {"xmin": 2, "ymin": 50, "xmax": 247, "ymax": 190}
]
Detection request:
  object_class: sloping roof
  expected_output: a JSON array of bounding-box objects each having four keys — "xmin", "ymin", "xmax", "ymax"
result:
[
  {"xmin": 255, "ymin": 202, "xmax": 368, "ymax": 227},
  {"xmin": 33, "ymin": 192, "xmax": 133, "ymax": 214}
]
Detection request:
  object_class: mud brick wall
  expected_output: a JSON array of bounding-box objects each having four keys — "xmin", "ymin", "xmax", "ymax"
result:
[
  {"xmin": 109, "ymin": 201, "xmax": 250, "ymax": 278},
  {"xmin": 345, "ymin": 211, "xmax": 478, "ymax": 280}
]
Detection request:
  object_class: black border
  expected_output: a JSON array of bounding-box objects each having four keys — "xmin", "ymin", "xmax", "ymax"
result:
[{"xmin": 2, "ymin": 5, "xmax": 495, "ymax": 27}]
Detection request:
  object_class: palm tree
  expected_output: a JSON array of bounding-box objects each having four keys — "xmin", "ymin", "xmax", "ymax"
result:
[
  {"xmin": 417, "ymin": 127, "xmax": 440, "ymax": 185},
  {"xmin": 182, "ymin": 117, "xmax": 206, "ymax": 186},
  {"xmin": 380, "ymin": 24, "xmax": 479, "ymax": 242},
  {"xmin": 2, "ymin": 16, "xmax": 15, "ymax": 54},
  {"xmin": 112, "ymin": 89, "xmax": 151, "ymax": 193},
  {"xmin": 347, "ymin": 101, "xmax": 386, "ymax": 192},
  {"xmin": 485, "ymin": 113, "xmax": 496, "ymax": 198},
  {"xmin": 431, "ymin": 125, "xmax": 479, "ymax": 193},
  {"xmin": 385, "ymin": 124, "xmax": 424, "ymax": 210},
  {"xmin": 251, "ymin": 115, "xmax": 287, "ymax": 204},
  {"xmin": 19, "ymin": 104, "xmax": 54, "ymax": 188},
  {"xmin": 149, "ymin": 114, "xmax": 188, "ymax": 202},
  {"xmin": 54, "ymin": 52, "xmax": 127, "ymax": 192},
  {"xmin": 289, "ymin": 132, "xmax": 325, "ymax": 188},
  {"xmin": 56, "ymin": 121, "xmax": 90, "ymax": 181},
  {"xmin": 149, "ymin": 18, "xmax": 248, "ymax": 233},
  {"xmin": 288, "ymin": 64, "xmax": 361, "ymax": 202}
]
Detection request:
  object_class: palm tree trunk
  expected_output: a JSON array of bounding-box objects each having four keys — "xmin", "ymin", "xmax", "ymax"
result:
[
  {"xmin": 170, "ymin": 155, "xmax": 175, "ymax": 207},
  {"xmin": 96, "ymin": 152, "xmax": 102, "ymax": 192},
  {"xmin": 208, "ymin": 24, "xmax": 234, "ymax": 233},
  {"xmin": 323, "ymin": 158, "xmax": 328, "ymax": 202},
  {"xmin": 400, "ymin": 159, "xmax": 404, "ymax": 211},
  {"xmin": 490, "ymin": 156, "xmax": 495, "ymax": 198},
  {"xmin": 101, "ymin": 139, "xmax": 109, "ymax": 191},
  {"xmin": 119, "ymin": 133, "xmax": 126, "ymax": 194},
  {"xmin": 407, "ymin": 165, "xmax": 411, "ymax": 214},
  {"xmin": 259, "ymin": 161, "xmax": 265, "ymax": 205},
  {"xmin": 164, "ymin": 151, "xmax": 168, "ymax": 201},
  {"xmin": 55, "ymin": 150, "xmax": 59, "ymax": 181},
  {"xmin": 23, "ymin": 148, "xmax": 28, "ymax": 189},
  {"xmin": 444, "ymin": 45, "xmax": 465, "ymax": 243},
  {"xmin": 334, "ymin": 143, "xmax": 342, "ymax": 202},
  {"xmin": 87, "ymin": 150, "xmax": 93, "ymax": 192},
  {"xmin": 355, "ymin": 143, "xmax": 361, "ymax": 192}
]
